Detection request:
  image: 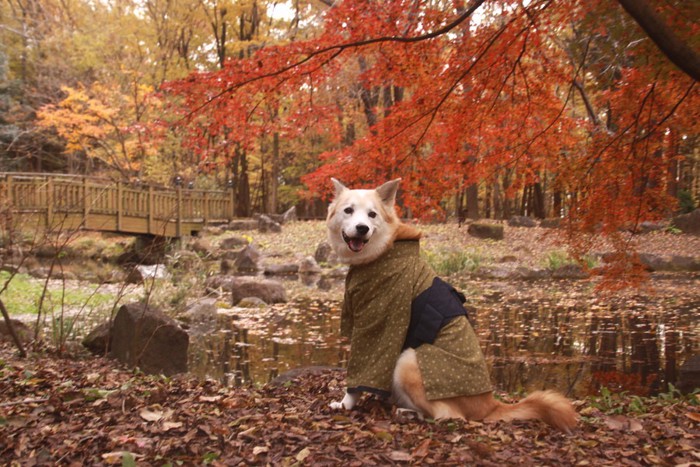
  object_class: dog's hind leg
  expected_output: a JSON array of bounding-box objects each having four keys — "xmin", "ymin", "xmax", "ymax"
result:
[{"xmin": 392, "ymin": 349, "xmax": 455, "ymax": 419}]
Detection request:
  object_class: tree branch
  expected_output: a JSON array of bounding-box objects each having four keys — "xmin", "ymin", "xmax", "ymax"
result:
[{"xmin": 616, "ymin": 0, "xmax": 700, "ymax": 81}]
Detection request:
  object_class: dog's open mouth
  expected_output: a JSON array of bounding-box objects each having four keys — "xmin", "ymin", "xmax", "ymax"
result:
[{"xmin": 342, "ymin": 231, "xmax": 368, "ymax": 252}]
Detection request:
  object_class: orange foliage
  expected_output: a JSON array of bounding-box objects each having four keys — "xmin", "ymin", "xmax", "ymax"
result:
[{"xmin": 160, "ymin": 0, "xmax": 699, "ymax": 287}]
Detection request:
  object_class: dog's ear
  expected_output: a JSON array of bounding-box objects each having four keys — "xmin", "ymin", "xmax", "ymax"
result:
[
  {"xmin": 331, "ymin": 178, "xmax": 348, "ymax": 198},
  {"xmin": 376, "ymin": 178, "xmax": 401, "ymax": 206}
]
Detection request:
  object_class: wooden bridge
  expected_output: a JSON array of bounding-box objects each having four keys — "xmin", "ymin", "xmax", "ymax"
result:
[{"xmin": 0, "ymin": 173, "xmax": 236, "ymax": 237}]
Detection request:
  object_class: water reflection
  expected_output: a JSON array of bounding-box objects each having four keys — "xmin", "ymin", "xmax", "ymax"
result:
[{"xmin": 188, "ymin": 275, "xmax": 699, "ymax": 398}]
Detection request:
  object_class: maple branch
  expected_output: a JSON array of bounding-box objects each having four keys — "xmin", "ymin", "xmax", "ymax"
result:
[
  {"xmin": 183, "ymin": 0, "xmax": 488, "ymax": 118},
  {"xmin": 616, "ymin": 0, "xmax": 700, "ymax": 82},
  {"xmin": 393, "ymin": 1, "xmax": 552, "ymax": 168}
]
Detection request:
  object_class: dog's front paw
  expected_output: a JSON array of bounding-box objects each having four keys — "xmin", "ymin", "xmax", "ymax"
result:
[
  {"xmin": 329, "ymin": 392, "xmax": 359, "ymax": 410},
  {"xmin": 329, "ymin": 400, "xmax": 347, "ymax": 410}
]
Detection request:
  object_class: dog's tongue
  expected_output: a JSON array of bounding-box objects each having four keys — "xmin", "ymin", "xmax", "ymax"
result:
[{"xmin": 347, "ymin": 238, "xmax": 365, "ymax": 252}]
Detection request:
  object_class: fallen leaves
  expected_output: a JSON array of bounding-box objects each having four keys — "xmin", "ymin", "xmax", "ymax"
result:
[{"xmin": 0, "ymin": 343, "xmax": 699, "ymax": 465}]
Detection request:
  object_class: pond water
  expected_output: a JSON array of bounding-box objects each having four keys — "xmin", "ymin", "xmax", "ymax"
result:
[{"xmin": 188, "ymin": 273, "xmax": 700, "ymax": 398}]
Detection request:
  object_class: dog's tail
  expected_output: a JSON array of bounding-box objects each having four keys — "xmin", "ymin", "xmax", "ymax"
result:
[{"xmin": 484, "ymin": 390, "xmax": 578, "ymax": 433}]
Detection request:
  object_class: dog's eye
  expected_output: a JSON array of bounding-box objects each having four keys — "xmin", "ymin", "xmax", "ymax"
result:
[
  {"xmin": 344, "ymin": 207, "xmax": 354, "ymax": 215},
  {"xmin": 368, "ymin": 211, "xmax": 377, "ymax": 219}
]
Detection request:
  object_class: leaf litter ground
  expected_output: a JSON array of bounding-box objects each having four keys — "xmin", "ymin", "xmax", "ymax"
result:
[{"xmin": 1, "ymin": 343, "xmax": 698, "ymax": 466}]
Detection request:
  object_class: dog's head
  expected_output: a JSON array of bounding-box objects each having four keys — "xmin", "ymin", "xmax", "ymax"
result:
[{"xmin": 326, "ymin": 178, "xmax": 401, "ymax": 265}]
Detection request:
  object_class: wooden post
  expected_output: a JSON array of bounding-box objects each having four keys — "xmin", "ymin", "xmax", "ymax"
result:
[
  {"xmin": 46, "ymin": 177, "xmax": 53, "ymax": 229},
  {"xmin": 117, "ymin": 181, "xmax": 123, "ymax": 231},
  {"xmin": 148, "ymin": 185, "xmax": 154, "ymax": 234},
  {"xmin": 83, "ymin": 176, "xmax": 90, "ymax": 229},
  {"xmin": 229, "ymin": 186, "xmax": 236, "ymax": 221},
  {"xmin": 176, "ymin": 186, "xmax": 182, "ymax": 237},
  {"xmin": 203, "ymin": 191, "xmax": 209, "ymax": 225},
  {"xmin": 6, "ymin": 174, "xmax": 13, "ymax": 208}
]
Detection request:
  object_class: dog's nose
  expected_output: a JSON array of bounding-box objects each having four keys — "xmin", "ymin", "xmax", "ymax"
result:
[{"xmin": 355, "ymin": 224, "xmax": 369, "ymax": 236}]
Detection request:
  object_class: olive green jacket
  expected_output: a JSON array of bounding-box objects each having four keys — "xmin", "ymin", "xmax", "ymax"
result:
[{"xmin": 341, "ymin": 239, "xmax": 492, "ymax": 400}]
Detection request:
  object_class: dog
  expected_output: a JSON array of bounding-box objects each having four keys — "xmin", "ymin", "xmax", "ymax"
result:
[{"xmin": 327, "ymin": 178, "xmax": 578, "ymax": 432}]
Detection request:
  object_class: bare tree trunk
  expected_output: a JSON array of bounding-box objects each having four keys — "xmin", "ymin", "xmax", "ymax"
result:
[{"xmin": 466, "ymin": 183, "xmax": 479, "ymax": 219}]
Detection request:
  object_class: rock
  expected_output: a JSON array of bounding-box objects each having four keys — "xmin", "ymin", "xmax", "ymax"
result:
[
  {"xmin": 638, "ymin": 221, "xmax": 666, "ymax": 233},
  {"xmin": 667, "ymin": 255, "xmax": 700, "ymax": 271},
  {"xmin": 180, "ymin": 298, "xmax": 219, "ymax": 334},
  {"xmin": 220, "ymin": 236, "xmax": 249, "ymax": 250},
  {"xmin": 467, "ymin": 222, "xmax": 504, "ymax": 240},
  {"xmin": 230, "ymin": 277, "xmax": 287, "ymax": 305},
  {"xmin": 267, "ymin": 207, "xmax": 297, "ymax": 225},
  {"xmin": 190, "ymin": 237, "xmax": 215, "ymax": 257},
  {"xmin": 498, "ymin": 255, "xmax": 519, "ymax": 263},
  {"xmin": 677, "ymin": 354, "xmax": 700, "ymax": 394},
  {"xmin": 258, "ymin": 215, "xmax": 282, "ymax": 233},
  {"xmin": 0, "ymin": 319, "xmax": 31, "ymax": 344},
  {"xmin": 314, "ymin": 241, "xmax": 339, "ymax": 265},
  {"xmin": 299, "ymin": 256, "xmax": 322, "ymax": 274},
  {"xmin": 235, "ymin": 245, "xmax": 261, "ymax": 272},
  {"xmin": 671, "ymin": 209, "xmax": 700, "ymax": 235},
  {"xmin": 551, "ymin": 263, "xmax": 588, "ymax": 279},
  {"xmin": 237, "ymin": 297, "xmax": 268, "ymax": 308},
  {"xmin": 109, "ymin": 303, "xmax": 188, "ymax": 376},
  {"xmin": 126, "ymin": 264, "xmax": 170, "ymax": 284},
  {"xmin": 631, "ymin": 253, "xmax": 700, "ymax": 272},
  {"xmin": 281, "ymin": 206, "xmax": 297, "ymax": 224},
  {"xmin": 540, "ymin": 218, "xmax": 561, "ymax": 228},
  {"xmin": 82, "ymin": 321, "xmax": 111, "ymax": 355},
  {"xmin": 180, "ymin": 298, "xmax": 218, "ymax": 324},
  {"xmin": 205, "ymin": 275, "xmax": 235, "ymax": 293},
  {"xmin": 227, "ymin": 219, "xmax": 259, "ymax": 231},
  {"xmin": 637, "ymin": 253, "xmax": 667, "ymax": 271},
  {"xmin": 264, "ymin": 263, "xmax": 299, "ymax": 275},
  {"xmin": 508, "ymin": 216, "xmax": 537, "ymax": 228},
  {"xmin": 220, "ymin": 259, "xmax": 237, "ymax": 274}
]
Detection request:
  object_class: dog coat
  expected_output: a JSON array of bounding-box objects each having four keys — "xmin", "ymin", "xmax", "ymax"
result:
[{"xmin": 341, "ymin": 239, "xmax": 492, "ymax": 400}]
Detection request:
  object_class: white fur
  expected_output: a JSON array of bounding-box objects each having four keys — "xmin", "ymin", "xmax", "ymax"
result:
[{"xmin": 326, "ymin": 178, "xmax": 400, "ymax": 266}]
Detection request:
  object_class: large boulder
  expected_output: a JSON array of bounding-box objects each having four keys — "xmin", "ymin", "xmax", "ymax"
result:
[
  {"xmin": 227, "ymin": 219, "xmax": 259, "ymax": 231},
  {"xmin": 0, "ymin": 319, "xmax": 31, "ymax": 344},
  {"xmin": 467, "ymin": 222, "xmax": 504, "ymax": 240},
  {"xmin": 671, "ymin": 209, "xmax": 700, "ymax": 235},
  {"xmin": 230, "ymin": 277, "xmax": 287, "ymax": 305},
  {"xmin": 264, "ymin": 263, "xmax": 299, "ymax": 275},
  {"xmin": 508, "ymin": 216, "xmax": 537, "ymax": 228},
  {"xmin": 299, "ymin": 256, "xmax": 322, "ymax": 274},
  {"xmin": 82, "ymin": 321, "xmax": 111, "ymax": 355},
  {"xmin": 540, "ymin": 218, "xmax": 561, "ymax": 229},
  {"xmin": 235, "ymin": 245, "xmax": 262, "ymax": 272},
  {"xmin": 219, "ymin": 235, "xmax": 249, "ymax": 250},
  {"xmin": 314, "ymin": 241, "xmax": 339, "ymax": 265},
  {"xmin": 109, "ymin": 303, "xmax": 188, "ymax": 376},
  {"xmin": 258, "ymin": 214, "xmax": 282, "ymax": 233},
  {"xmin": 125, "ymin": 264, "xmax": 170, "ymax": 284}
]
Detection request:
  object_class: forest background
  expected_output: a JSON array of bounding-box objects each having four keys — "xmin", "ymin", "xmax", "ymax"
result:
[{"xmin": 1, "ymin": 0, "xmax": 698, "ymax": 249}]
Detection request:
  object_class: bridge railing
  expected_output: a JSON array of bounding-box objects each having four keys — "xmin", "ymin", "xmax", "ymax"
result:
[{"xmin": 0, "ymin": 172, "xmax": 236, "ymax": 237}]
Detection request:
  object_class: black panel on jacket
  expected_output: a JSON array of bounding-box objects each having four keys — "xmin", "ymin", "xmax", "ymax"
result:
[{"xmin": 403, "ymin": 277, "xmax": 468, "ymax": 349}]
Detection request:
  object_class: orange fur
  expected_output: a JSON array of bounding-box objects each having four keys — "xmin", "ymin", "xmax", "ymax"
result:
[{"xmin": 393, "ymin": 349, "xmax": 578, "ymax": 432}]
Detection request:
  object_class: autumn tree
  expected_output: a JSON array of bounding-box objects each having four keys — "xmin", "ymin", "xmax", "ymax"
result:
[{"xmin": 159, "ymin": 0, "xmax": 697, "ymax": 285}]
